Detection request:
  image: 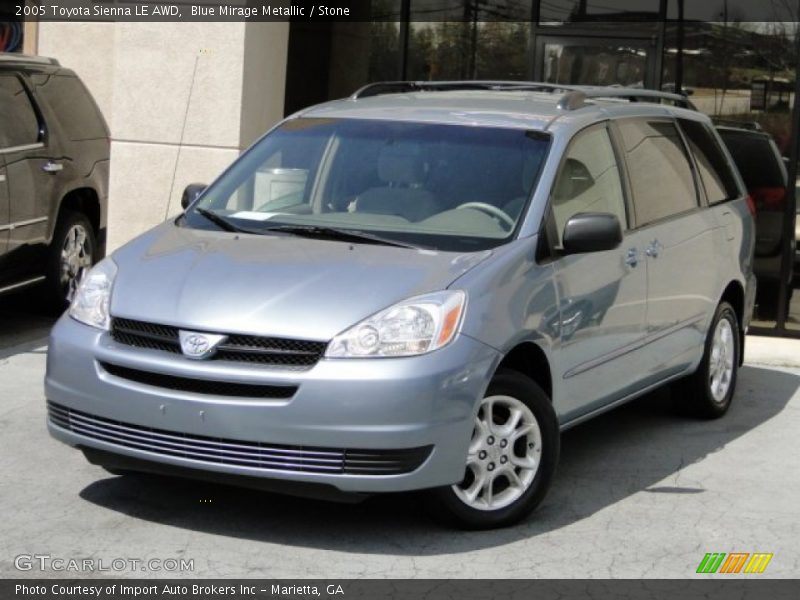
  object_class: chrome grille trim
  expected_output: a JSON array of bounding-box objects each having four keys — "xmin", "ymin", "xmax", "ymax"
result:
[
  {"xmin": 110, "ymin": 318, "xmax": 327, "ymax": 369},
  {"xmin": 48, "ymin": 402, "xmax": 433, "ymax": 476}
]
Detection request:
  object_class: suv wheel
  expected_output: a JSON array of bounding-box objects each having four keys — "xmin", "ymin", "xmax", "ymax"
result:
[
  {"xmin": 430, "ymin": 369, "xmax": 559, "ymax": 529},
  {"xmin": 674, "ymin": 301, "xmax": 740, "ymax": 419},
  {"xmin": 45, "ymin": 211, "xmax": 96, "ymax": 310}
]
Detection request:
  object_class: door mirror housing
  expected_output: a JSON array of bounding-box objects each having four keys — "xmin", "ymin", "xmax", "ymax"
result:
[
  {"xmin": 181, "ymin": 183, "xmax": 207, "ymax": 210},
  {"xmin": 562, "ymin": 212, "xmax": 623, "ymax": 254}
]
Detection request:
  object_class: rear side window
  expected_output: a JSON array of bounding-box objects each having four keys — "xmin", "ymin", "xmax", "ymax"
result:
[
  {"xmin": 34, "ymin": 74, "xmax": 107, "ymax": 141},
  {"xmin": 617, "ymin": 118, "xmax": 698, "ymax": 226},
  {"xmin": 679, "ymin": 119, "xmax": 740, "ymax": 204},
  {"xmin": 0, "ymin": 74, "xmax": 40, "ymax": 149}
]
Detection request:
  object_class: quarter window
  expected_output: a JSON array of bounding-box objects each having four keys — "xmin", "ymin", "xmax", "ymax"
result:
[
  {"xmin": 678, "ymin": 118, "xmax": 739, "ymax": 204},
  {"xmin": 551, "ymin": 125, "xmax": 627, "ymax": 246},
  {"xmin": 617, "ymin": 119, "xmax": 698, "ymax": 225},
  {"xmin": 32, "ymin": 74, "xmax": 106, "ymax": 141},
  {"xmin": 0, "ymin": 75, "xmax": 39, "ymax": 149}
]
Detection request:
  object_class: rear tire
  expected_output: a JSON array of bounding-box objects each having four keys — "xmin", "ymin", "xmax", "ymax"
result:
[
  {"xmin": 44, "ymin": 211, "xmax": 96, "ymax": 311},
  {"xmin": 429, "ymin": 369, "xmax": 559, "ymax": 529},
  {"xmin": 674, "ymin": 301, "xmax": 740, "ymax": 419}
]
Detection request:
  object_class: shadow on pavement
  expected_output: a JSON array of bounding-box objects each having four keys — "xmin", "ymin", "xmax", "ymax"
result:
[
  {"xmin": 0, "ymin": 289, "xmax": 59, "ymax": 360},
  {"xmin": 79, "ymin": 365, "xmax": 799, "ymax": 555}
]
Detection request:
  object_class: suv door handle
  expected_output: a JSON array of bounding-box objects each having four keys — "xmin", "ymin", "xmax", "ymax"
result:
[
  {"xmin": 646, "ymin": 240, "xmax": 662, "ymax": 258},
  {"xmin": 0, "ymin": 173, "xmax": 5, "ymax": 183},
  {"xmin": 624, "ymin": 247, "xmax": 638, "ymax": 267},
  {"xmin": 42, "ymin": 161, "xmax": 63, "ymax": 173}
]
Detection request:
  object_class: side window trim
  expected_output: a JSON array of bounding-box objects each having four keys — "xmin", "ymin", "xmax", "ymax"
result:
[
  {"xmin": 670, "ymin": 116, "xmax": 707, "ymax": 208},
  {"xmin": 607, "ymin": 119, "xmax": 637, "ymax": 229}
]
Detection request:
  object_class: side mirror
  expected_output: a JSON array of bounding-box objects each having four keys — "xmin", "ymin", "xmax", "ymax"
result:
[
  {"xmin": 181, "ymin": 183, "xmax": 207, "ymax": 210},
  {"xmin": 562, "ymin": 212, "xmax": 622, "ymax": 254}
]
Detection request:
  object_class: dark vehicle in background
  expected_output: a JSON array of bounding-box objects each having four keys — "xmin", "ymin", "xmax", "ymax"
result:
[
  {"xmin": 716, "ymin": 125, "xmax": 790, "ymax": 319},
  {"xmin": 0, "ymin": 53, "xmax": 109, "ymax": 308}
]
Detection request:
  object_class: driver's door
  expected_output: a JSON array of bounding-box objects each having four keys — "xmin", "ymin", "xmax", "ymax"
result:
[{"xmin": 548, "ymin": 123, "xmax": 650, "ymax": 422}]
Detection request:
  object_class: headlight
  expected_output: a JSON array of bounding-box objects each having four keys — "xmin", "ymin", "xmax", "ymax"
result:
[
  {"xmin": 326, "ymin": 290, "xmax": 466, "ymax": 358},
  {"xmin": 68, "ymin": 258, "xmax": 117, "ymax": 330}
]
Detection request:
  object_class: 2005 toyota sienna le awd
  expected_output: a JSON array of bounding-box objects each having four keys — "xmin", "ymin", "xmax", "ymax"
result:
[{"xmin": 46, "ymin": 82, "xmax": 756, "ymax": 529}]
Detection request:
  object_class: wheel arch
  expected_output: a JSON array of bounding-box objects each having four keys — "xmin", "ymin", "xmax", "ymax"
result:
[
  {"xmin": 495, "ymin": 341, "xmax": 553, "ymax": 401},
  {"xmin": 719, "ymin": 280, "xmax": 746, "ymax": 366},
  {"xmin": 57, "ymin": 187, "xmax": 101, "ymax": 236}
]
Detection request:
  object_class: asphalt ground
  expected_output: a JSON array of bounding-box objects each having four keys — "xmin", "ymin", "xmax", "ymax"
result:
[{"xmin": 1, "ymin": 291, "xmax": 798, "ymax": 578}]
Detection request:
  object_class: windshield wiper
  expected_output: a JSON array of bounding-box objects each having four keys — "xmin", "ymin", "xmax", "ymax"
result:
[
  {"xmin": 265, "ymin": 224, "xmax": 421, "ymax": 249},
  {"xmin": 195, "ymin": 208, "xmax": 247, "ymax": 233}
]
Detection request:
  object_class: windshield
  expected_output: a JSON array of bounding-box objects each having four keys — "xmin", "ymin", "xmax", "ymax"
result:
[{"xmin": 186, "ymin": 118, "xmax": 550, "ymax": 251}]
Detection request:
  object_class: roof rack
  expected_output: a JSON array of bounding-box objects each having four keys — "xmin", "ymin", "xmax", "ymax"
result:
[
  {"xmin": 351, "ymin": 80, "xmax": 579, "ymax": 99},
  {"xmin": 711, "ymin": 118, "xmax": 763, "ymax": 132},
  {"xmin": 558, "ymin": 87, "xmax": 696, "ymax": 110},
  {"xmin": 0, "ymin": 53, "xmax": 60, "ymax": 66},
  {"xmin": 351, "ymin": 80, "xmax": 696, "ymax": 110}
]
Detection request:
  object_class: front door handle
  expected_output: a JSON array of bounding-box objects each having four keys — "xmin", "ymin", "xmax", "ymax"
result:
[
  {"xmin": 625, "ymin": 247, "xmax": 638, "ymax": 267},
  {"xmin": 42, "ymin": 161, "xmax": 63, "ymax": 173},
  {"xmin": 646, "ymin": 239, "xmax": 662, "ymax": 258}
]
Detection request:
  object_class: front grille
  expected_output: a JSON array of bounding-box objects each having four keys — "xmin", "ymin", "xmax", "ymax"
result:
[
  {"xmin": 110, "ymin": 318, "xmax": 327, "ymax": 369},
  {"xmin": 48, "ymin": 402, "xmax": 432, "ymax": 476},
  {"xmin": 100, "ymin": 362, "xmax": 297, "ymax": 399}
]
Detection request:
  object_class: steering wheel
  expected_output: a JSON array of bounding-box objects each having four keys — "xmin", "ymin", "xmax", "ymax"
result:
[{"xmin": 456, "ymin": 202, "xmax": 515, "ymax": 230}]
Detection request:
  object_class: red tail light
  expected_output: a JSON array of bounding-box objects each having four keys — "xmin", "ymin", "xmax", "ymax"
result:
[
  {"xmin": 745, "ymin": 194, "xmax": 757, "ymax": 218},
  {"xmin": 750, "ymin": 186, "xmax": 785, "ymax": 211}
]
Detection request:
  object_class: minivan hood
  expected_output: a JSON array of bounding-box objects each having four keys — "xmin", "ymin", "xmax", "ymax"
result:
[{"xmin": 109, "ymin": 223, "xmax": 492, "ymax": 340}]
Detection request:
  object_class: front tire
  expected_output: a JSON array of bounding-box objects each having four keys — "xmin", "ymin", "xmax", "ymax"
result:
[
  {"xmin": 674, "ymin": 301, "xmax": 740, "ymax": 419},
  {"xmin": 430, "ymin": 369, "xmax": 559, "ymax": 529}
]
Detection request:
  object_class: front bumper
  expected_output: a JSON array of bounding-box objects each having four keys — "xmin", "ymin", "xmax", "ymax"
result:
[{"xmin": 45, "ymin": 315, "xmax": 501, "ymax": 493}]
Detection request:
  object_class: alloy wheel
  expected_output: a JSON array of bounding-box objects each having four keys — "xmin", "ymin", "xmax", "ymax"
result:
[
  {"xmin": 709, "ymin": 317, "xmax": 735, "ymax": 403},
  {"xmin": 452, "ymin": 394, "xmax": 542, "ymax": 511},
  {"xmin": 60, "ymin": 224, "xmax": 92, "ymax": 302}
]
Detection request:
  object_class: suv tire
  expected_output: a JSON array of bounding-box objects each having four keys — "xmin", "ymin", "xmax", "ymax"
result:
[
  {"xmin": 674, "ymin": 301, "xmax": 740, "ymax": 419},
  {"xmin": 430, "ymin": 369, "xmax": 559, "ymax": 529},
  {"xmin": 45, "ymin": 210, "xmax": 96, "ymax": 310}
]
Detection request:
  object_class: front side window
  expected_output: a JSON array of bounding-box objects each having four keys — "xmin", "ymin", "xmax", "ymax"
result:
[
  {"xmin": 551, "ymin": 125, "xmax": 627, "ymax": 246},
  {"xmin": 0, "ymin": 74, "xmax": 39, "ymax": 149},
  {"xmin": 188, "ymin": 118, "xmax": 550, "ymax": 251},
  {"xmin": 617, "ymin": 118, "xmax": 698, "ymax": 226}
]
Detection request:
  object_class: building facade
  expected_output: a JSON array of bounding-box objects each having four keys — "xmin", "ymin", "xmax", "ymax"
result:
[{"xmin": 5, "ymin": 0, "xmax": 800, "ymax": 333}]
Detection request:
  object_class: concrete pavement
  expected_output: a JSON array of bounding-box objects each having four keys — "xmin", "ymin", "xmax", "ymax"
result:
[{"xmin": 1, "ymin": 299, "xmax": 798, "ymax": 578}]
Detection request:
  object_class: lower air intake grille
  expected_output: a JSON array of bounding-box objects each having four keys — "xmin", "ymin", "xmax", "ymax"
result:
[
  {"xmin": 47, "ymin": 402, "xmax": 432, "ymax": 476},
  {"xmin": 100, "ymin": 362, "xmax": 297, "ymax": 399}
]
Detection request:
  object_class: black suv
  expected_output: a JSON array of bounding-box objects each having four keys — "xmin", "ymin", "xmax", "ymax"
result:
[
  {"xmin": 0, "ymin": 53, "xmax": 109, "ymax": 307},
  {"xmin": 716, "ymin": 124, "xmax": 791, "ymax": 318}
]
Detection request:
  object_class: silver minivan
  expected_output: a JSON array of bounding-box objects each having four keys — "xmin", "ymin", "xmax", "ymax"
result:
[{"xmin": 46, "ymin": 82, "xmax": 756, "ymax": 529}]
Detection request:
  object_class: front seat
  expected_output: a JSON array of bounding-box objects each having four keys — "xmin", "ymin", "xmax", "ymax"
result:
[{"xmin": 355, "ymin": 142, "xmax": 438, "ymax": 222}]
